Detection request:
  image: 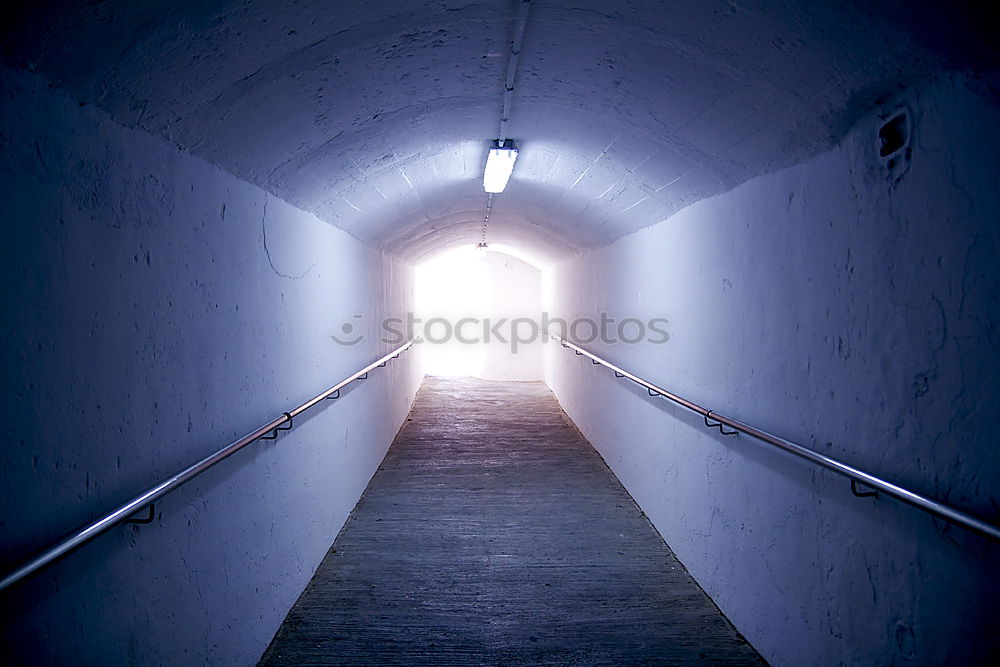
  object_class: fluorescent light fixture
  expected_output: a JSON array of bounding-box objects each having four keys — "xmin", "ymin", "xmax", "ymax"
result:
[{"xmin": 483, "ymin": 140, "xmax": 518, "ymax": 193}]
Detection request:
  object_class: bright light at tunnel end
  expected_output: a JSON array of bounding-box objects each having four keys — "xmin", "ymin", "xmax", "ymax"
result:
[{"xmin": 483, "ymin": 140, "xmax": 518, "ymax": 193}]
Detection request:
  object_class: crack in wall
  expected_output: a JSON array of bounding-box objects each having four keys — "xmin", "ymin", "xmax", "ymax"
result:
[{"xmin": 261, "ymin": 195, "xmax": 316, "ymax": 280}]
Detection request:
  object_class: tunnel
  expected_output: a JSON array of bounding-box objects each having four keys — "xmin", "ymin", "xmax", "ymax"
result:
[{"xmin": 1, "ymin": 1, "xmax": 999, "ymax": 664}]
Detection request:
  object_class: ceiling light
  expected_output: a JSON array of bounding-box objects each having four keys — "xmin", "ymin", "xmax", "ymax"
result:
[
  {"xmin": 476, "ymin": 241, "xmax": 489, "ymax": 255},
  {"xmin": 483, "ymin": 140, "xmax": 518, "ymax": 193}
]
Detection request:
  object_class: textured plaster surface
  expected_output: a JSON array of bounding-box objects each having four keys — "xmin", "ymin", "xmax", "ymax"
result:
[
  {"xmin": 3, "ymin": 1, "xmax": 996, "ymax": 262},
  {"xmin": 0, "ymin": 65, "xmax": 422, "ymax": 665},
  {"xmin": 545, "ymin": 74, "xmax": 1000, "ymax": 665}
]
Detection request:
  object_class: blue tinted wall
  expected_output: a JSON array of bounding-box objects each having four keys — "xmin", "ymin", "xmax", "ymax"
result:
[
  {"xmin": 0, "ymin": 65, "xmax": 422, "ymax": 665},
  {"xmin": 546, "ymin": 73, "xmax": 1000, "ymax": 666}
]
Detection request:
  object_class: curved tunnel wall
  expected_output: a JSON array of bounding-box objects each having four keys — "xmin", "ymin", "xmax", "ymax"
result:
[
  {"xmin": 6, "ymin": 1, "xmax": 993, "ymax": 264},
  {"xmin": 0, "ymin": 65, "xmax": 422, "ymax": 664},
  {"xmin": 544, "ymin": 73, "xmax": 1000, "ymax": 664}
]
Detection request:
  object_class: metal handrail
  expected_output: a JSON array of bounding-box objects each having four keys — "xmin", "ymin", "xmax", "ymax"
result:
[
  {"xmin": 0, "ymin": 340, "xmax": 416, "ymax": 592},
  {"xmin": 550, "ymin": 334, "xmax": 1000, "ymax": 542}
]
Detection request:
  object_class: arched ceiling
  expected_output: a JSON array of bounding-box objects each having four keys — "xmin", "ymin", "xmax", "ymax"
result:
[{"xmin": 3, "ymin": 1, "xmax": 996, "ymax": 264}]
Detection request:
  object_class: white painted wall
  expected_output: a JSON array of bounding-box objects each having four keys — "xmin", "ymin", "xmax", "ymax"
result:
[
  {"xmin": 545, "ymin": 73, "xmax": 1000, "ymax": 665},
  {"xmin": 480, "ymin": 252, "xmax": 543, "ymax": 381},
  {"xmin": 0, "ymin": 65, "xmax": 422, "ymax": 665},
  {"xmin": 416, "ymin": 248, "xmax": 543, "ymax": 381}
]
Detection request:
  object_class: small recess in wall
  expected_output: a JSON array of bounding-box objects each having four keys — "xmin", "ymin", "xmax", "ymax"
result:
[{"xmin": 878, "ymin": 109, "xmax": 912, "ymax": 181}]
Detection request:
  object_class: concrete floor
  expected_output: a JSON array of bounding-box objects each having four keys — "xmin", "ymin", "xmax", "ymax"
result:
[{"xmin": 260, "ymin": 377, "xmax": 764, "ymax": 666}]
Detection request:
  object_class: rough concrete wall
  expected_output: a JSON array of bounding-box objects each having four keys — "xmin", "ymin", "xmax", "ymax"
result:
[
  {"xmin": 0, "ymin": 65, "xmax": 421, "ymax": 665},
  {"xmin": 545, "ymin": 73, "xmax": 1000, "ymax": 665}
]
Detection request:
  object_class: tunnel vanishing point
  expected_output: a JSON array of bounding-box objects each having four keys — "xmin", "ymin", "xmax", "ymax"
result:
[{"xmin": 1, "ymin": 1, "xmax": 999, "ymax": 665}]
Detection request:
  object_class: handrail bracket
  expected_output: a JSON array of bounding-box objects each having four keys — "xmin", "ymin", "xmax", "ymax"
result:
[
  {"xmin": 261, "ymin": 412, "xmax": 294, "ymax": 440},
  {"xmin": 851, "ymin": 479, "xmax": 878, "ymax": 498},
  {"xmin": 126, "ymin": 503, "xmax": 156, "ymax": 525},
  {"xmin": 705, "ymin": 412, "xmax": 738, "ymax": 436}
]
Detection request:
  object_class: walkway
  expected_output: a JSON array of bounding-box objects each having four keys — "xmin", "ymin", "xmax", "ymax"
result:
[{"xmin": 261, "ymin": 377, "xmax": 763, "ymax": 665}]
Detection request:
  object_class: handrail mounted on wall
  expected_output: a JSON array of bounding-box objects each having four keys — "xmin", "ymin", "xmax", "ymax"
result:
[
  {"xmin": 0, "ymin": 340, "xmax": 415, "ymax": 592},
  {"xmin": 550, "ymin": 334, "xmax": 1000, "ymax": 542}
]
